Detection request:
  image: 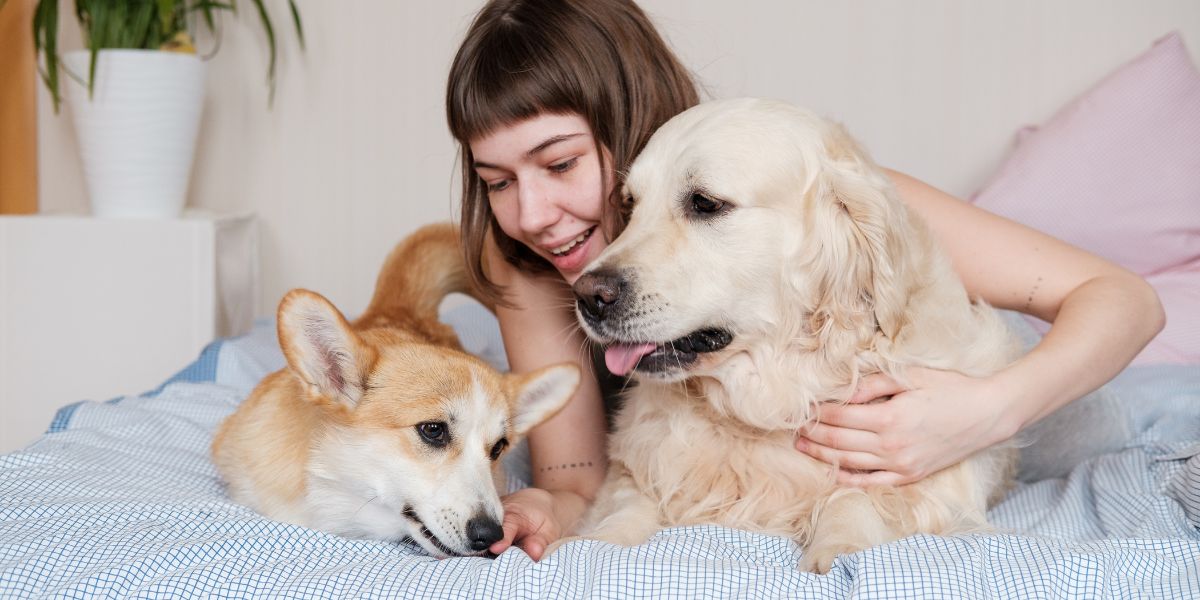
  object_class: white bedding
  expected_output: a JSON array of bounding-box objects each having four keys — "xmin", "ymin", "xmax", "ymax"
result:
[{"xmin": 2, "ymin": 306, "xmax": 1198, "ymax": 599}]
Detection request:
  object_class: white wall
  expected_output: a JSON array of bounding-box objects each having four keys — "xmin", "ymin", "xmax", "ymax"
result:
[{"xmin": 38, "ymin": 0, "xmax": 1200, "ymax": 318}]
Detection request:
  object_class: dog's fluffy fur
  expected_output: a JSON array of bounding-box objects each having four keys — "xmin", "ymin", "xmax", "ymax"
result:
[
  {"xmin": 212, "ymin": 224, "xmax": 580, "ymax": 557},
  {"xmin": 568, "ymin": 98, "xmax": 1019, "ymax": 572}
]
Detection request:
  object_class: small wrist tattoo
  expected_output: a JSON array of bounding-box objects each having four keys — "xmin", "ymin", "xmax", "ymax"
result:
[{"xmin": 538, "ymin": 460, "xmax": 597, "ymax": 473}]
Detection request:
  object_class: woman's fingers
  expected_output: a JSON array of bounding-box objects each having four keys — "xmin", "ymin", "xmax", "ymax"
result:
[
  {"xmin": 489, "ymin": 509, "xmax": 525, "ymax": 555},
  {"xmin": 797, "ymin": 422, "xmax": 880, "ymax": 453},
  {"xmin": 796, "ymin": 437, "xmax": 886, "ymax": 471},
  {"xmin": 847, "ymin": 372, "xmax": 909, "ymax": 404},
  {"xmin": 521, "ymin": 533, "xmax": 550, "ymax": 561},
  {"xmin": 797, "ymin": 436, "xmax": 923, "ymax": 487},
  {"xmin": 816, "ymin": 400, "xmax": 893, "ymax": 432}
]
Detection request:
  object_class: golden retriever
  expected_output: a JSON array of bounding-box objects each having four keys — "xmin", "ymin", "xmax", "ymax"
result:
[{"xmin": 565, "ymin": 98, "xmax": 1018, "ymax": 572}]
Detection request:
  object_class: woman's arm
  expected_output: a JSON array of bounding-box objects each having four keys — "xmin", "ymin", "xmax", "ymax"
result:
[
  {"xmin": 892, "ymin": 170, "xmax": 1164, "ymax": 424},
  {"xmin": 482, "ymin": 242, "xmax": 608, "ymax": 558},
  {"xmin": 796, "ymin": 169, "xmax": 1165, "ymax": 485}
]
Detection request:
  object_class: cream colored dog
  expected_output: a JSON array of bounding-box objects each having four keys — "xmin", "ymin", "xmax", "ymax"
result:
[
  {"xmin": 212, "ymin": 224, "xmax": 580, "ymax": 557},
  {"xmin": 567, "ymin": 98, "xmax": 1018, "ymax": 572}
]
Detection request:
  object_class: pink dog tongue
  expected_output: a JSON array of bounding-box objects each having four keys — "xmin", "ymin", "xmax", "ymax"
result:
[{"xmin": 604, "ymin": 343, "xmax": 658, "ymax": 376}]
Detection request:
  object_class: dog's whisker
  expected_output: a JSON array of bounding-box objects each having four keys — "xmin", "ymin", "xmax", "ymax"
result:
[
  {"xmin": 552, "ymin": 318, "xmax": 584, "ymax": 342},
  {"xmin": 353, "ymin": 495, "xmax": 379, "ymax": 519},
  {"xmin": 576, "ymin": 339, "xmax": 593, "ymax": 366}
]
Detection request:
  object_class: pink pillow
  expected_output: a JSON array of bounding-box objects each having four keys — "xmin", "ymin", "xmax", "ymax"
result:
[{"xmin": 971, "ymin": 32, "xmax": 1200, "ymax": 365}]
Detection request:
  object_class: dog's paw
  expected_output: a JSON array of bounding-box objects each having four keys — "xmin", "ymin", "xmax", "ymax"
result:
[{"xmin": 798, "ymin": 544, "xmax": 851, "ymax": 574}]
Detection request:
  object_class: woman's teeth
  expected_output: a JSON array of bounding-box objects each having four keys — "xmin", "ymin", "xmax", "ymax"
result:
[{"xmin": 550, "ymin": 229, "xmax": 592, "ymax": 256}]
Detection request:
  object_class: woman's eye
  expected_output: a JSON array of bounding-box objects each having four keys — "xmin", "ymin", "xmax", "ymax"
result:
[
  {"xmin": 416, "ymin": 422, "xmax": 449, "ymax": 447},
  {"xmin": 690, "ymin": 193, "xmax": 726, "ymax": 215},
  {"xmin": 486, "ymin": 179, "xmax": 510, "ymax": 193},
  {"xmin": 489, "ymin": 438, "xmax": 509, "ymax": 461},
  {"xmin": 549, "ymin": 157, "xmax": 578, "ymax": 173}
]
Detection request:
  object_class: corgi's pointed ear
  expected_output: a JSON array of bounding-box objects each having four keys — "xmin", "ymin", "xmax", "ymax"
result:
[
  {"xmin": 508, "ymin": 364, "xmax": 581, "ymax": 436},
  {"xmin": 277, "ymin": 289, "xmax": 374, "ymax": 406}
]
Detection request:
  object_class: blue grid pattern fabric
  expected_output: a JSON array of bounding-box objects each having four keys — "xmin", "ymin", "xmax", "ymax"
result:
[{"xmin": 2, "ymin": 307, "xmax": 1199, "ymax": 599}]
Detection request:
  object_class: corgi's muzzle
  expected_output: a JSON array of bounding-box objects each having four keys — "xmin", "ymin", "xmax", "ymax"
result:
[{"xmin": 403, "ymin": 506, "xmax": 503, "ymax": 557}]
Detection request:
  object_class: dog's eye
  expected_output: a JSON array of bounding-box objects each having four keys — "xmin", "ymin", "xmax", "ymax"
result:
[
  {"xmin": 416, "ymin": 422, "xmax": 449, "ymax": 447},
  {"xmin": 489, "ymin": 438, "xmax": 509, "ymax": 461},
  {"xmin": 690, "ymin": 193, "xmax": 726, "ymax": 215}
]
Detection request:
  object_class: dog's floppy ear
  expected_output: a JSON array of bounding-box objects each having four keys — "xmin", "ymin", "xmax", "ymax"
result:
[
  {"xmin": 808, "ymin": 123, "xmax": 915, "ymax": 340},
  {"xmin": 277, "ymin": 289, "xmax": 375, "ymax": 407},
  {"xmin": 507, "ymin": 364, "xmax": 581, "ymax": 436}
]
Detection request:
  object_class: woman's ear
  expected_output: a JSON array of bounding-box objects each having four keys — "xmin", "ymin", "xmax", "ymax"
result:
[
  {"xmin": 807, "ymin": 123, "xmax": 915, "ymax": 341},
  {"xmin": 277, "ymin": 289, "xmax": 374, "ymax": 406}
]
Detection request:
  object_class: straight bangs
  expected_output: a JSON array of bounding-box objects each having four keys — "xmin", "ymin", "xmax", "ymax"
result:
[{"xmin": 447, "ymin": 13, "xmax": 591, "ymax": 145}]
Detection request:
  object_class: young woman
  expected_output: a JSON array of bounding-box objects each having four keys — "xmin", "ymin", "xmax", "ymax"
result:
[{"xmin": 445, "ymin": 0, "xmax": 1164, "ymax": 561}]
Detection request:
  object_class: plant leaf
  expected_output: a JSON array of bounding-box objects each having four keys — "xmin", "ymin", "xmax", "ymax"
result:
[
  {"xmin": 246, "ymin": 0, "xmax": 278, "ymax": 105},
  {"xmin": 131, "ymin": 1, "xmax": 157, "ymax": 48},
  {"xmin": 22, "ymin": 0, "xmax": 302, "ymax": 110},
  {"xmin": 288, "ymin": 0, "xmax": 304, "ymax": 51},
  {"xmin": 190, "ymin": 0, "xmax": 235, "ymax": 33},
  {"xmin": 87, "ymin": 0, "xmax": 101, "ymax": 98},
  {"xmin": 156, "ymin": 0, "xmax": 174, "ymax": 35},
  {"xmin": 33, "ymin": 0, "xmax": 63, "ymax": 112}
]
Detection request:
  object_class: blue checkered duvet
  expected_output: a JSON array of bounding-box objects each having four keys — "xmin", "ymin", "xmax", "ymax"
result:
[{"xmin": 3, "ymin": 309, "xmax": 1199, "ymax": 599}]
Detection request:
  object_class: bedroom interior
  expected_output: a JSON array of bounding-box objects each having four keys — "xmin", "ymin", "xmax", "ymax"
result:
[{"xmin": 0, "ymin": 0, "xmax": 1198, "ymax": 597}]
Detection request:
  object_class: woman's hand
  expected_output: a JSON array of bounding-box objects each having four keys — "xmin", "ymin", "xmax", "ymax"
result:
[
  {"xmin": 489, "ymin": 487, "xmax": 588, "ymax": 560},
  {"xmin": 794, "ymin": 367, "xmax": 1020, "ymax": 486}
]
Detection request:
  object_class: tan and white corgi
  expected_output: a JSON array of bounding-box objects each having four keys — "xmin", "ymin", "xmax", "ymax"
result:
[{"xmin": 212, "ymin": 223, "xmax": 580, "ymax": 557}]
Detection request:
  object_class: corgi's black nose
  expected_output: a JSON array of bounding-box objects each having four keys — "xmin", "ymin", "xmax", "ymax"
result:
[
  {"xmin": 574, "ymin": 268, "xmax": 623, "ymax": 322},
  {"xmin": 467, "ymin": 514, "xmax": 503, "ymax": 552}
]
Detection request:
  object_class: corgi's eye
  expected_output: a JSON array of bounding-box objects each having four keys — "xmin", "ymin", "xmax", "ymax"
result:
[
  {"xmin": 489, "ymin": 438, "xmax": 509, "ymax": 461},
  {"xmin": 416, "ymin": 422, "xmax": 449, "ymax": 447}
]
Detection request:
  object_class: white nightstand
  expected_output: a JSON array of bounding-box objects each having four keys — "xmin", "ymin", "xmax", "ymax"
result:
[{"xmin": 0, "ymin": 211, "xmax": 259, "ymax": 453}]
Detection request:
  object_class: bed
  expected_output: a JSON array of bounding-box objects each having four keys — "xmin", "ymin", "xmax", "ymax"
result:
[
  {"xmin": 6, "ymin": 22, "xmax": 1200, "ymax": 600},
  {"xmin": 1, "ymin": 301, "xmax": 1199, "ymax": 599}
]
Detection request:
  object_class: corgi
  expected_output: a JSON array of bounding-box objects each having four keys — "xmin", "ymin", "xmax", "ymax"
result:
[{"xmin": 212, "ymin": 223, "xmax": 580, "ymax": 557}]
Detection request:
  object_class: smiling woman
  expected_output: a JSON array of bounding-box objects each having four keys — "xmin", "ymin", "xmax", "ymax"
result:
[{"xmin": 468, "ymin": 113, "xmax": 609, "ymax": 282}]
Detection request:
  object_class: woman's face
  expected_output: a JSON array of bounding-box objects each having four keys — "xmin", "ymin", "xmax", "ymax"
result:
[{"xmin": 470, "ymin": 113, "xmax": 613, "ymax": 284}]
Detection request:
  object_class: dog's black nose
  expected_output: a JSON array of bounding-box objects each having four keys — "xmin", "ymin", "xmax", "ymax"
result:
[
  {"xmin": 574, "ymin": 269, "xmax": 623, "ymax": 322},
  {"xmin": 466, "ymin": 515, "xmax": 504, "ymax": 552}
]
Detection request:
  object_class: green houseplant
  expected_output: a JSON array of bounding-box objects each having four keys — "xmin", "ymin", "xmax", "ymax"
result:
[
  {"xmin": 2, "ymin": 0, "xmax": 304, "ymax": 218},
  {"xmin": 22, "ymin": 0, "xmax": 306, "ymax": 111}
]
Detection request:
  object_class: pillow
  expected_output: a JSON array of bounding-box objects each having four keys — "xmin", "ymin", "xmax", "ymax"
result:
[{"xmin": 970, "ymin": 32, "xmax": 1200, "ymax": 365}]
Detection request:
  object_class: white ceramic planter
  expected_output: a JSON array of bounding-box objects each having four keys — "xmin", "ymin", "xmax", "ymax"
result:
[{"xmin": 63, "ymin": 50, "xmax": 206, "ymax": 219}]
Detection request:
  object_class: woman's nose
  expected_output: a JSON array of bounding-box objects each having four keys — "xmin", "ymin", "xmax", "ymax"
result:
[{"xmin": 517, "ymin": 178, "xmax": 561, "ymax": 234}]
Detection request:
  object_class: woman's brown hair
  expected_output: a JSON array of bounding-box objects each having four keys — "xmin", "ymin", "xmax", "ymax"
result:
[{"xmin": 446, "ymin": 0, "xmax": 699, "ymax": 304}]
